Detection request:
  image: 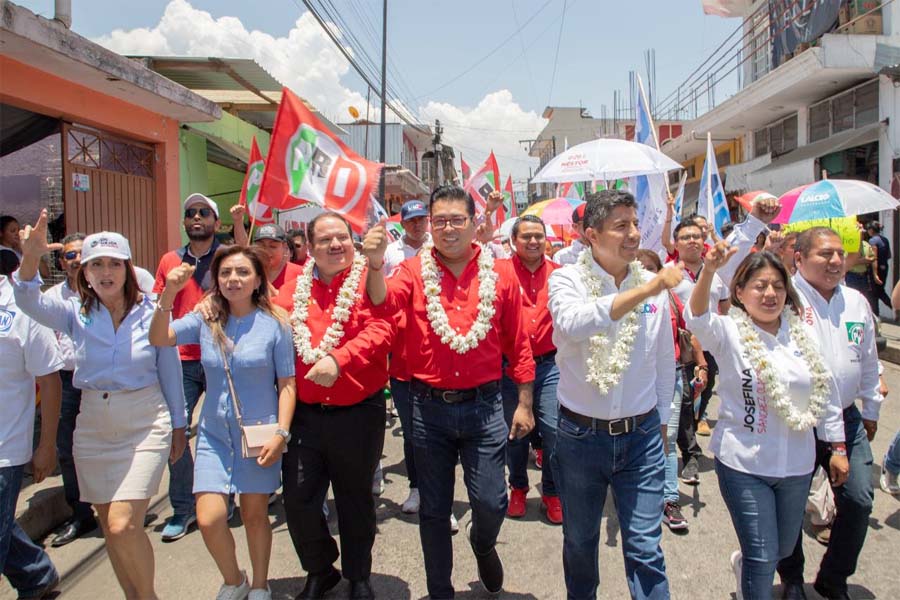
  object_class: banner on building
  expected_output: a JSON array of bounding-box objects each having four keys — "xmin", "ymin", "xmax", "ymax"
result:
[{"xmin": 769, "ymin": 0, "xmax": 841, "ymax": 67}]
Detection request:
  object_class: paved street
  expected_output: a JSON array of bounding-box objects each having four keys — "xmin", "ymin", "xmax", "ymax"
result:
[{"xmin": 5, "ymin": 363, "xmax": 900, "ymax": 600}]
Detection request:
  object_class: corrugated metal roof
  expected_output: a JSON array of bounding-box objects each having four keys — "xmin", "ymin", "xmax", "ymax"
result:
[{"xmin": 129, "ymin": 57, "xmax": 284, "ymax": 92}]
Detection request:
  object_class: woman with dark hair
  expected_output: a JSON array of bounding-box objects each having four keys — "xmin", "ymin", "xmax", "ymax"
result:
[
  {"xmin": 685, "ymin": 243, "xmax": 848, "ymax": 599},
  {"xmin": 13, "ymin": 210, "xmax": 186, "ymax": 599},
  {"xmin": 150, "ymin": 245, "xmax": 296, "ymax": 600},
  {"xmin": 0, "ymin": 215, "xmax": 22, "ymax": 276}
]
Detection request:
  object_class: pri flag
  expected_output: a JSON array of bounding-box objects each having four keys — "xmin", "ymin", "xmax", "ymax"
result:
[
  {"xmin": 238, "ymin": 137, "xmax": 273, "ymax": 224},
  {"xmin": 461, "ymin": 156, "xmax": 471, "ymax": 186},
  {"xmin": 698, "ymin": 132, "xmax": 731, "ymax": 237},
  {"xmin": 257, "ymin": 87, "xmax": 382, "ymax": 233},
  {"xmin": 630, "ymin": 74, "xmax": 668, "ymax": 254},
  {"xmin": 503, "ymin": 175, "xmax": 517, "ymax": 218},
  {"xmin": 464, "ymin": 151, "xmax": 501, "ymax": 224}
]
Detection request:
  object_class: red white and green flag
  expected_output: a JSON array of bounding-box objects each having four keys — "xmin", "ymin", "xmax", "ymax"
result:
[
  {"xmin": 503, "ymin": 175, "xmax": 517, "ymax": 218},
  {"xmin": 238, "ymin": 137, "xmax": 274, "ymax": 224},
  {"xmin": 460, "ymin": 155, "xmax": 471, "ymax": 186},
  {"xmin": 464, "ymin": 151, "xmax": 501, "ymax": 224},
  {"xmin": 257, "ymin": 87, "xmax": 382, "ymax": 233}
]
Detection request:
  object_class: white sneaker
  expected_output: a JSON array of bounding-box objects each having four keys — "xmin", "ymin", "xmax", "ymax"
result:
[
  {"xmin": 450, "ymin": 513, "xmax": 459, "ymax": 535},
  {"xmin": 248, "ymin": 587, "xmax": 272, "ymax": 600},
  {"xmin": 730, "ymin": 550, "xmax": 743, "ymax": 600},
  {"xmin": 401, "ymin": 488, "xmax": 421, "ymax": 514},
  {"xmin": 215, "ymin": 571, "xmax": 249, "ymax": 600},
  {"xmin": 372, "ymin": 461, "xmax": 385, "ymax": 496},
  {"xmin": 880, "ymin": 465, "xmax": 900, "ymax": 495}
]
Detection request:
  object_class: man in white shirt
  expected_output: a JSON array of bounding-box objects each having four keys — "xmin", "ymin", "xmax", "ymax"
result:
[
  {"xmin": 552, "ymin": 204, "xmax": 587, "ymax": 266},
  {"xmin": 777, "ymin": 226, "xmax": 883, "ymax": 599},
  {"xmin": 548, "ymin": 190, "xmax": 682, "ymax": 599},
  {"xmin": 43, "ymin": 234, "xmax": 98, "ymax": 547},
  {"xmin": 383, "ymin": 199, "xmax": 430, "ymax": 275},
  {"xmin": 0, "ymin": 274, "xmax": 64, "ymax": 598}
]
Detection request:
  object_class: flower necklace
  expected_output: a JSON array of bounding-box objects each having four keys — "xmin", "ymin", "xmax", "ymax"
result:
[
  {"xmin": 420, "ymin": 242, "xmax": 498, "ymax": 354},
  {"xmin": 291, "ymin": 253, "xmax": 366, "ymax": 365},
  {"xmin": 729, "ymin": 306, "xmax": 830, "ymax": 431},
  {"xmin": 578, "ymin": 249, "xmax": 646, "ymax": 394}
]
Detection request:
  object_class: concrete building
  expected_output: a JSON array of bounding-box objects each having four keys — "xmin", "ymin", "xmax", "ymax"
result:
[{"xmin": 0, "ymin": 2, "xmax": 219, "ymax": 271}]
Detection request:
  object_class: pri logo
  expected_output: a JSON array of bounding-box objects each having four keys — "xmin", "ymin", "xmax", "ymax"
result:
[
  {"xmin": 0, "ymin": 308, "xmax": 15, "ymax": 334},
  {"xmin": 845, "ymin": 322, "xmax": 865, "ymax": 345}
]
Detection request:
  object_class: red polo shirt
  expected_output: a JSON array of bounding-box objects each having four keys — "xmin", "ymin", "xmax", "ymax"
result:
[
  {"xmin": 271, "ymin": 261, "xmax": 304, "ymax": 292},
  {"xmin": 499, "ymin": 254, "xmax": 560, "ymax": 358},
  {"xmin": 273, "ymin": 265, "xmax": 393, "ymax": 406},
  {"xmin": 386, "ymin": 245, "xmax": 535, "ymax": 389}
]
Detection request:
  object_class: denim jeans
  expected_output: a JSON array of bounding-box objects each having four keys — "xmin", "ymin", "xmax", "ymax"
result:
[
  {"xmin": 716, "ymin": 459, "xmax": 812, "ymax": 600},
  {"xmin": 391, "ymin": 378, "xmax": 417, "ymax": 489},
  {"xmin": 664, "ymin": 368, "xmax": 684, "ymax": 504},
  {"xmin": 501, "ymin": 360, "xmax": 560, "ymax": 496},
  {"xmin": 884, "ymin": 427, "xmax": 900, "ymax": 474},
  {"xmin": 168, "ymin": 359, "xmax": 205, "ymax": 516},
  {"xmin": 411, "ymin": 381, "xmax": 508, "ymax": 599},
  {"xmin": 777, "ymin": 405, "xmax": 875, "ymax": 592},
  {"xmin": 1, "ymin": 465, "xmax": 58, "ymax": 596},
  {"xmin": 57, "ymin": 369, "xmax": 93, "ymax": 522},
  {"xmin": 553, "ymin": 408, "xmax": 668, "ymax": 600}
]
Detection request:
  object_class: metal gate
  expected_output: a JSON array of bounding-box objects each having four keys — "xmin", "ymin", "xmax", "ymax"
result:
[{"xmin": 62, "ymin": 124, "xmax": 159, "ymax": 270}]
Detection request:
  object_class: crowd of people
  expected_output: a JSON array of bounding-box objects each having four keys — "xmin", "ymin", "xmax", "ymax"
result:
[{"xmin": 1, "ymin": 186, "xmax": 900, "ymax": 600}]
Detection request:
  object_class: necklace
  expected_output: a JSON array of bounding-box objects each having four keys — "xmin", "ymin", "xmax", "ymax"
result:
[
  {"xmin": 578, "ymin": 249, "xmax": 646, "ymax": 394},
  {"xmin": 729, "ymin": 306, "xmax": 830, "ymax": 431},
  {"xmin": 291, "ymin": 254, "xmax": 366, "ymax": 364},
  {"xmin": 419, "ymin": 242, "xmax": 498, "ymax": 354}
]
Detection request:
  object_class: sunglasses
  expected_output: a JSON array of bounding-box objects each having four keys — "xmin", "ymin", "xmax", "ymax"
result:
[
  {"xmin": 184, "ymin": 207, "xmax": 214, "ymax": 219},
  {"xmin": 63, "ymin": 250, "xmax": 81, "ymax": 260}
]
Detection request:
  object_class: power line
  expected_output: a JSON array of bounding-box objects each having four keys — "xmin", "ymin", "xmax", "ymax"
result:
[{"xmin": 546, "ymin": 0, "xmax": 568, "ymax": 107}]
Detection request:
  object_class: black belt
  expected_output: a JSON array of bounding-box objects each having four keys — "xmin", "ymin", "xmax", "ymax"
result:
[
  {"xmin": 300, "ymin": 390, "xmax": 384, "ymax": 412},
  {"xmin": 534, "ymin": 350, "xmax": 557, "ymax": 364},
  {"xmin": 560, "ymin": 405, "xmax": 654, "ymax": 436},
  {"xmin": 411, "ymin": 379, "xmax": 500, "ymax": 404}
]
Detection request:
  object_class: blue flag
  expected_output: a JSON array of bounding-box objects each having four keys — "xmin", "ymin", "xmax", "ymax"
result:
[
  {"xmin": 698, "ymin": 133, "xmax": 731, "ymax": 237},
  {"xmin": 631, "ymin": 75, "xmax": 667, "ymax": 253},
  {"xmin": 673, "ymin": 172, "xmax": 686, "ymax": 228}
]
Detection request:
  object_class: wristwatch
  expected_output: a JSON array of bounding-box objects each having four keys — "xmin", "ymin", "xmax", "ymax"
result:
[{"xmin": 275, "ymin": 428, "xmax": 292, "ymax": 444}]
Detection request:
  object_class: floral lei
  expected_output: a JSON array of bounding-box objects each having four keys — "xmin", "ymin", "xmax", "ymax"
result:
[
  {"xmin": 578, "ymin": 249, "xmax": 647, "ymax": 394},
  {"xmin": 729, "ymin": 306, "xmax": 830, "ymax": 431},
  {"xmin": 420, "ymin": 242, "xmax": 497, "ymax": 354},
  {"xmin": 291, "ymin": 253, "xmax": 366, "ymax": 365}
]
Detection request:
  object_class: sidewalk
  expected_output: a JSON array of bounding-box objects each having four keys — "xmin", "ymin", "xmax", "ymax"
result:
[{"xmin": 879, "ymin": 320, "xmax": 900, "ymax": 365}]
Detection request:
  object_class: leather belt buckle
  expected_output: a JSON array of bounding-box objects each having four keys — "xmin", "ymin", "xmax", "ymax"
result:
[
  {"xmin": 607, "ymin": 417, "xmax": 634, "ymax": 436},
  {"xmin": 440, "ymin": 390, "xmax": 464, "ymax": 403}
]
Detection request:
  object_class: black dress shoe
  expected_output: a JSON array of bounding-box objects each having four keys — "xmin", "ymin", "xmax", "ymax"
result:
[
  {"xmin": 51, "ymin": 517, "xmax": 98, "ymax": 547},
  {"xmin": 780, "ymin": 582, "xmax": 807, "ymax": 599},
  {"xmin": 350, "ymin": 579, "xmax": 375, "ymax": 599},
  {"xmin": 813, "ymin": 579, "xmax": 851, "ymax": 600},
  {"xmin": 297, "ymin": 567, "xmax": 341, "ymax": 599},
  {"xmin": 472, "ymin": 546, "xmax": 503, "ymax": 595}
]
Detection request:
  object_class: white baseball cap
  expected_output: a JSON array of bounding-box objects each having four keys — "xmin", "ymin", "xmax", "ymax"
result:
[
  {"xmin": 182, "ymin": 193, "xmax": 219, "ymax": 218},
  {"xmin": 81, "ymin": 232, "xmax": 132, "ymax": 262}
]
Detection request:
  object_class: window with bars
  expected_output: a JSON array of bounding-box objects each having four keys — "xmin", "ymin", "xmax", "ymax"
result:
[
  {"xmin": 808, "ymin": 80, "xmax": 880, "ymax": 143},
  {"xmin": 809, "ymin": 101, "xmax": 831, "ymax": 143},
  {"xmin": 753, "ymin": 113, "xmax": 798, "ymax": 158}
]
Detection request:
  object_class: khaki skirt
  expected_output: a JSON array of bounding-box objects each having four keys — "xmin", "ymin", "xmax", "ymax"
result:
[{"xmin": 74, "ymin": 384, "xmax": 172, "ymax": 504}]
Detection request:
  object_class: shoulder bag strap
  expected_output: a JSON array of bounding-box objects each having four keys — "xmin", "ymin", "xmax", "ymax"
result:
[{"xmin": 216, "ymin": 336, "xmax": 245, "ymax": 429}]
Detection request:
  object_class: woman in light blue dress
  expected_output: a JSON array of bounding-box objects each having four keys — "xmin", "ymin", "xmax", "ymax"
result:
[{"xmin": 151, "ymin": 245, "xmax": 296, "ymax": 600}]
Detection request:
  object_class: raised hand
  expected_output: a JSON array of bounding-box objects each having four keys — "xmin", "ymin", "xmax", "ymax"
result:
[
  {"xmin": 485, "ymin": 190, "xmax": 504, "ymax": 215},
  {"xmin": 703, "ymin": 240, "xmax": 738, "ymax": 272},
  {"xmin": 654, "ymin": 262, "xmax": 685, "ymax": 291},
  {"xmin": 764, "ymin": 230, "xmax": 785, "ymax": 253},
  {"xmin": 165, "ymin": 263, "xmax": 196, "ymax": 295},
  {"xmin": 20, "ymin": 209, "xmax": 63, "ymax": 260},
  {"xmin": 362, "ymin": 218, "xmax": 389, "ymax": 269},
  {"xmin": 230, "ymin": 203, "xmax": 246, "ymax": 221},
  {"xmin": 750, "ymin": 196, "xmax": 782, "ymax": 224}
]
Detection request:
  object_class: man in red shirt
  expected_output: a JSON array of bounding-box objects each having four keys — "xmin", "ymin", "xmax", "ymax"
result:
[
  {"xmin": 363, "ymin": 185, "xmax": 535, "ymax": 599},
  {"xmin": 497, "ymin": 215, "xmax": 563, "ymax": 525},
  {"xmin": 153, "ymin": 193, "xmax": 220, "ymax": 541},
  {"xmin": 273, "ymin": 211, "xmax": 392, "ymax": 600}
]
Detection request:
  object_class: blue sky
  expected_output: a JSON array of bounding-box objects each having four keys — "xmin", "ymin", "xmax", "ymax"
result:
[{"xmin": 19, "ymin": 0, "xmax": 736, "ymax": 181}]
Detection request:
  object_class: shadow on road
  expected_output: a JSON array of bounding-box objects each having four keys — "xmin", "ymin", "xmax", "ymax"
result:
[{"xmin": 270, "ymin": 572, "xmax": 411, "ymax": 599}]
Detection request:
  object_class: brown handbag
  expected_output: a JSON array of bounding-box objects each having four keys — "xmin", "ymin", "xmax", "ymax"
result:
[{"xmin": 668, "ymin": 292, "xmax": 695, "ymax": 365}]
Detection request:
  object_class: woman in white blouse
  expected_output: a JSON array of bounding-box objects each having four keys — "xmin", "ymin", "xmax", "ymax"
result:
[{"xmin": 686, "ymin": 242, "xmax": 848, "ymax": 600}]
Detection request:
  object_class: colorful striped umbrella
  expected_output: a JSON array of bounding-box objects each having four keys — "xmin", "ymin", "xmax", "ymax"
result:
[
  {"xmin": 774, "ymin": 180, "xmax": 899, "ymax": 224},
  {"xmin": 521, "ymin": 197, "xmax": 585, "ymax": 225}
]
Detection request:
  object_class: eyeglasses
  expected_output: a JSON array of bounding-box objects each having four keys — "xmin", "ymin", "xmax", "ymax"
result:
[
  {"xmin": 63, "ymin": 250, "xmax": 81, "ymax": 260},
  {"xmin": 430, "ymin": 216, "xmax": 469, "ymax": 230},
  {"xmin": 184, "ymin": 207, "xmax": 214, "ymax": 219}
]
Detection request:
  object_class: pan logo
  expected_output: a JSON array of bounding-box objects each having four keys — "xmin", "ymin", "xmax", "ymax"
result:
[{"xmin": 0, "ymin": 308, "xmax": 14, "ymax": 334}]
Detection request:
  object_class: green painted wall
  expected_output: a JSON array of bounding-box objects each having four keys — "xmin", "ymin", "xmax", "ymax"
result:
[
  {"xmin": 188, "ymin": 112, "xmax": 270, "ymax": 155},
  {"xmin": 179, "ymin": 130, "xmax": 209, "ymax": 199},
  {"xmin": 207, "ymin": 162, "xmax": 245, "ymax": 226}
]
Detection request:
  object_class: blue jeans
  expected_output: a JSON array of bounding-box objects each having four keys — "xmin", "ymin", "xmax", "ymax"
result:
[
  {"xmin": 391, "ymin": 378, "xmax": 417, "ymax": 489},
  {"xmin": 777, "ymin": 405, "xmax": 875, "ymax": 592},
  {"xmin": 57, "ymin": 370, "xmax": 93, "ymax": 522},
  {"xmin": 716, "ymin": 460, "xmax": 812, "ymax": 600},
  {"xmin": 411, "ymin": 381, "xmax": 509, "ymax": 599},
  {"xmin": 168, "ymin": 359, "xmax": 205, "ymax": 516},
  {"xmin": 664, "ymin": 368, "xmax": 684, "ymax": 504},
  {"xmin": 501, "ymin": 359, "xmax": 559, "ymax": 495},
  {"xmin": 1, "ymin": 465, "xmax": 58, "ymax": 595},
  {"xmin": 553, "ymin": 408, "xmax": 668, "ymax": 600},
  {"xmin": 884, "ymin": 427, "xmax": 900, "ymax": 474}
]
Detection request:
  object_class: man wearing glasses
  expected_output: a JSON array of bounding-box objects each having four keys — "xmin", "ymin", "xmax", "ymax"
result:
[
  {"xmin": 363, "ymin": 185, "xmax": 535, "ymax": 599},
  {"xmin": 152, "ymin": 193, "xmax": 221, "ymax": 541}
]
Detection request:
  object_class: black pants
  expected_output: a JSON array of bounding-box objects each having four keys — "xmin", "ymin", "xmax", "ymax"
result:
[
  {"xmin": 282, "ymin": 392, "xmax": 386, "ymax": 581},
  {"xmin": 676, "ymin": 363, "xmax": 702, "ymax": 464}
]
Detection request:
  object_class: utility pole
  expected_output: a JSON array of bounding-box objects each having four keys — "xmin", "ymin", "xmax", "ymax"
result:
[
  {"xmin": 433, "ymin": 119, "xmax": 444, "ymax": 188},
  {"xmin": 378, "ymin": 0, "xmax": 388, "ymax": 209}
]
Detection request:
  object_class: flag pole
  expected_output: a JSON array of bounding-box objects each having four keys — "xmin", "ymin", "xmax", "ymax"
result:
[{"xmin": 378, "ymin": 0, "xmax": 388, "ymax": 211}]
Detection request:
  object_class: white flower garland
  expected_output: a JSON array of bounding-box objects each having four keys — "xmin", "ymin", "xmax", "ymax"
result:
[
  {"xmin": 291, "ymin": 253, "xmax": 366, "ymax": 364},
  {"xmin": 420, "ymin": 242, "xmax": 497, "ymax": 354},
  {"xmin": 578, "ymin": 249, "xmax": 646, "ymax": 394},
  {"xmin": 729, "ymin": 306, "xmax": 830, "ymax": 431}
]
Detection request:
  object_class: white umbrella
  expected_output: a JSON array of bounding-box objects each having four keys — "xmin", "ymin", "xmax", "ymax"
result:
[
  {"xmin": 531, "ymin": 138, "xmax": 683, "ymax": 184},
  {"xmin": 498, "ymin": 217, "xmax": 518, "ymax": 240}
]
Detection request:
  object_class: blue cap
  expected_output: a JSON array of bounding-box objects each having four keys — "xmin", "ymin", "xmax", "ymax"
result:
[{"xmin": 400, "ymin": 200, "xmax": 428, "ymax": 221}]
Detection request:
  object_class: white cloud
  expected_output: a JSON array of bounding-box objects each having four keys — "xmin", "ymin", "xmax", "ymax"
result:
[{"xmin": 94, "ymin": 0, "xmax": 542, "ymax": 181}]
